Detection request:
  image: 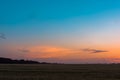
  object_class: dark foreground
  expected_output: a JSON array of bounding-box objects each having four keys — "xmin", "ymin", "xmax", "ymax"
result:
[{"xmin": 0, "ymin": 64, "xmax": 120, "ymax": 80}]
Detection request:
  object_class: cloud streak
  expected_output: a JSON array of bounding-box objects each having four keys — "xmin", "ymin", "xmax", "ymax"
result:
[{"xmin": 82, "ymin": 48, "xmax": 108, "ymax": 53}]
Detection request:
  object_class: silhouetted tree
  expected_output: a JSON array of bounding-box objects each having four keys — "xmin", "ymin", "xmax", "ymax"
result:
[{"xmin": 0, "ymin": 57, "xmax": 39, "ymax": 64}]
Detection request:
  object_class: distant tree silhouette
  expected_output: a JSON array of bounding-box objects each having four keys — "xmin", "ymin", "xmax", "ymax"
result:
[{"xmin": 0, "ymin": 57, "xmax": 40, "ymax": 64}]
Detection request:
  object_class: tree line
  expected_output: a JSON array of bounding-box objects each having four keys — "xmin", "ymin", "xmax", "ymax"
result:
[{"xmin": 0, "ymin": 57, "xmax": 49, "ymax": 64}]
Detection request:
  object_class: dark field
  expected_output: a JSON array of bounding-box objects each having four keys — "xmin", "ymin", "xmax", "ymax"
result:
[{"xmin": 0, "ymin": 64, "xmax": 120, "ymax": 80}]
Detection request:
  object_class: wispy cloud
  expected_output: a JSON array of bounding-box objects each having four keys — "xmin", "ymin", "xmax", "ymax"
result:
[{"xmin": 82, "ymin": 48, "xmax": 108, "ymax": 53}]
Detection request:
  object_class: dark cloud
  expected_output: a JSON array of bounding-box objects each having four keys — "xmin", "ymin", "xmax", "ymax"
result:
[
  {"xmin": 18, "ymin": 49, "xmax": 30, "ymax": 53},
  {"xmin": 0, "ymin": 33, "xmax": 6, "ymax": 39},
  {"xmin": 92, "ymin": 50, "xmax": 108, "ymax": 53},
  {"xmin": 82, "ymin": 48, "xmax": 108, "ymax": 53}
]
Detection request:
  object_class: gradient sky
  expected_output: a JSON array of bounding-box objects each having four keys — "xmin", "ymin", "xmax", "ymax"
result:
[{"xmin": 1, "ymin": 0, "xmax": 120, "ymax": 63}]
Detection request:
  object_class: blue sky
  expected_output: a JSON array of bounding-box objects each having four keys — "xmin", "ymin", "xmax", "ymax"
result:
[
  {"xmin": 1, "ymin": 0, "xmax": 120, "ymax": 63},
  {"xmin": 1, "ymin": 0, "xmax": 120, "ymax": 24},
  {"xmin": 1, "ymin": 0, "xmax": 120, "ymax": 42}
]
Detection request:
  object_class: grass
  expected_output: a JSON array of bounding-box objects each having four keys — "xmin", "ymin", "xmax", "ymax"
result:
[{"xmin": 0, "ymin": 64, "xmax": 120, "ymax": 80}]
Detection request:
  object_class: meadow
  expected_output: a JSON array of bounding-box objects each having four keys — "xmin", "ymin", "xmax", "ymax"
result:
[{"xmin": 0, "ymin": 64, "xmax": 120, "ymax": 80}]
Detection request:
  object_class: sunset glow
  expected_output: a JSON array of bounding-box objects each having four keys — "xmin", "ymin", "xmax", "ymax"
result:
[{"xmin": 1, "ymin": 0, "xmax": 120, "ymax": 63}]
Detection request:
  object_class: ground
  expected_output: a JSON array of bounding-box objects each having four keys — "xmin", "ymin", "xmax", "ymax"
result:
[{"xmin": 0, "ymin": 64, "xmax": 120, "ymax": 80}]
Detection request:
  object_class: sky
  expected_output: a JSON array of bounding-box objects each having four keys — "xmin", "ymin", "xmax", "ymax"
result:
[{"xmin": 1, "ymin": 0, "xmax": 120, "ymax": 63}]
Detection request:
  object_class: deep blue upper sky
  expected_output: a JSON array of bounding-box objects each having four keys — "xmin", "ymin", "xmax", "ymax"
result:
[{"xmin": 0, "ymin": 0, "xmax": 120, "ymax": 24}]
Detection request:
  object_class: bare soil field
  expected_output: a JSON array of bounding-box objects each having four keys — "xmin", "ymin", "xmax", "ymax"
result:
[{"xmin": 0, "ymin": 64, "xmax": 120, "ymax": 80}]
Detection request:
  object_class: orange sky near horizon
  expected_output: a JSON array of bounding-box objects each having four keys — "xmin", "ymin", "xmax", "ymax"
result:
[{"xmin": 1, "ymin": 44, "xmax": 120, "ymax": 63}]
